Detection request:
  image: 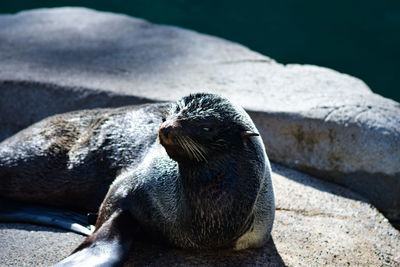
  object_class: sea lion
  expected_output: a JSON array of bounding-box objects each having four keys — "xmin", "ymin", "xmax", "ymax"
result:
[{"xmin": 0, "ymin": 93, "xmax": 275, "ymax": 266}]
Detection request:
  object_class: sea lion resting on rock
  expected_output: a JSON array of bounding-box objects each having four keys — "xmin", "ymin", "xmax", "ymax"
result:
[{"xmin": 0, "ymin": 93, "xmax": 275, "ymax": 266}]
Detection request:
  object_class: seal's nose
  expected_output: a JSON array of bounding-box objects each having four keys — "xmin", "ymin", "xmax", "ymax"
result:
[
  {"xmin": 159, "ymin": 121, "xmax": 181, "ymax": 146},
  {"xmin": 160, "ymin": 125, "xmax": 172, "ymax": 139}
]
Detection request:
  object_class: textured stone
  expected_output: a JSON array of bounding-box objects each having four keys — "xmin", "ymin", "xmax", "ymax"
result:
[
  {"xmin": 1, "ymin": 165, "xmax": 399, "ymax": 266},
  {"xmin": 0, "ymin": 8, "xmax": 399, "ymax": 221}
]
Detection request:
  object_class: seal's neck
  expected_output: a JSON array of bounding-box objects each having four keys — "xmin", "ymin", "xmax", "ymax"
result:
[
  {"xmin": 178, "ymin": 159, "xmax": 240, "ymax": 209},
  {"xmin": 176, "ymin": 159, "xmax": 256, "ymax": 248}
]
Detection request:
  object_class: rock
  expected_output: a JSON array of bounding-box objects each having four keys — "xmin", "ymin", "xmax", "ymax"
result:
[
  {"xmin": 271, "ymin": 164, "xmax": 399, "ymax": 266},
  {"xmin": 1, "ymin": 164, "xmax": 399, "ymax": 266},
  {"xmin": 0, "ymin": 8, "xmax": 399, "ymax": 221},
  {"xmin": 0, "ymin": 223, "xmax": 83, "ymax": 266}
]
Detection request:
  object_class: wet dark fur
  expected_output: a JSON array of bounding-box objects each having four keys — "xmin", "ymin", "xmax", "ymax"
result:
[{"xmin": 0, "ymin": 93, "xmax": 274, "ymax": 266}]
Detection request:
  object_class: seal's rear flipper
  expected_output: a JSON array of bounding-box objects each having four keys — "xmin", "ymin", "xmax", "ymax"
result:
[
  {"xmin": 0, "ymin": 198, "xmax": 93, "ymax": 235},
  {"xmin": 55, "ymin": 209, "xmax": 135, "ymax": 267}
]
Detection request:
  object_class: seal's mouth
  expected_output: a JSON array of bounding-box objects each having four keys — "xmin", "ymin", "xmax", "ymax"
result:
[{"xmin": 159, "ymin": 121, "xmax": 207, "ymax": 163}]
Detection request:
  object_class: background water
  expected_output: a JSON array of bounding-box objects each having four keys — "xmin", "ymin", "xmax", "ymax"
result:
[{"xmin": 1, "ymin": 1, "xmax": 399, "ymax": 102}]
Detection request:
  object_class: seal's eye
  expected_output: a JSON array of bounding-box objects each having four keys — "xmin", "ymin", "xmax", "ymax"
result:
[
  {"xmin": 203, "ymin": 127, "xmax": 211, "ymax": 132},
  {"xmin": 162, "ymin": 117, "xmax": 166, "ymax": 122}
]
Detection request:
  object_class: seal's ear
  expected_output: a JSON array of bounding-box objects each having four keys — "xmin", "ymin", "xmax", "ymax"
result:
[
  {"xmin": 241, "ymin": 131, "xmax": 259, "ymax": 138},
  {"xmin": 241, "ymin": 131, "xmax": 259, "ymax": 148}
]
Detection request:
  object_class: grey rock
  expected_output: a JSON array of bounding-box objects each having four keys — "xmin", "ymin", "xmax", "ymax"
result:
[
  {"xmin": 0, "ymin": 223, "xmax": 83, "ymax": 266},
  {"xmin": 1, "ymin": 165, "xmax": 399, "ymax": 266},
  {"xmin": 0, "ymin": 8, "xmax": 399, "ymax": 220},
  {"xmin": 272, "ymin": 164, "xmax": 400, "ymax": 266}
]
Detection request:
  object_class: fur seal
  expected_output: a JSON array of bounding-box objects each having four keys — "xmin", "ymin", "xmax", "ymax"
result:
[{"xmin": 0, "ymin": 93, "xmax": 275, "ymax": 266}]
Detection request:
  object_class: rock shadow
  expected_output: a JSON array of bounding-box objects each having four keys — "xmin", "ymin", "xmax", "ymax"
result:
[
  {"xmin": 125, "ymin": 237, "xmax": 286, "ymax": 266},
  {"xmin": 271, "ymin": 162, "xmax": 400, "ymax": 230},
  {"xmin": 0, "ymin": 80, "xmax": 159, "ymax": 142},
  {"xmin": 271, "ymin": 162, "xmax": 368, "ymax": 203}
]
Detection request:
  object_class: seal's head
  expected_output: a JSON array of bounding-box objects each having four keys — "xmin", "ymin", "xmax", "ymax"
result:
[{"xmin": 158, "ymin": 93, "xmax": 260, "ymax": 165}]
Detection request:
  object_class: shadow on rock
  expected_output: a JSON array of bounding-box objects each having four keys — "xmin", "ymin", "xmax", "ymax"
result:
[
  {"xmin": 0, "ymin": 81, "xmax": 157, "ymax": 142},
  {"xmin": 125, "ymin": 237, "xmax": 286, "ymax": 266},
  {"xmin": 271, "ymin": 162, "xmax": 400, "ymax": 230},
  {"xmin": 271, "ymin": 163, "xmax": 368, "ymax": 203}
]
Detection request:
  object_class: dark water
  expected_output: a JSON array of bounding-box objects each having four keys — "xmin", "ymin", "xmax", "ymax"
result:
[{"xmin": 1, "ymin": 1, "xmax": 399, "ymax": 102}]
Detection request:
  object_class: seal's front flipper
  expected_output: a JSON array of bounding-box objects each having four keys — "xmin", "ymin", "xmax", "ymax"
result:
[{"xmin": 55, "ymin": 209, "xmax": 136, "ymax": 267}]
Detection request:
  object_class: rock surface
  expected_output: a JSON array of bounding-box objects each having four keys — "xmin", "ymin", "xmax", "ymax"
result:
[
  {"xmin": 0, "ymin": 8, "xmax": 398, "ymax": 222},
  {"xmin": 1, "ymin": 164, "xmax": 399, "ymax": 266}
]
